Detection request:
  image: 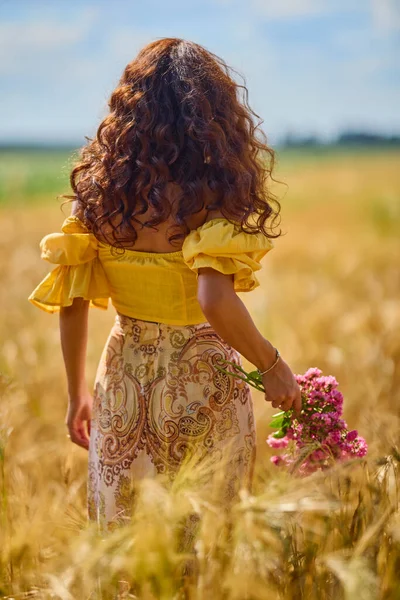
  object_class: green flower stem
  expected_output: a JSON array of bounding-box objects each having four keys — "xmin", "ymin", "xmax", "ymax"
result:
[
  {"xmin": 215, "ymin": 359, "xmax": 301, "ymax": 438},
  {"xmin": 214, "ymin": 361, "xmax": 265, "ymax": 392}
]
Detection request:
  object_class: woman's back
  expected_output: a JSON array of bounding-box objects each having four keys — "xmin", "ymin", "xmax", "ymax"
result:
[{"xmin": 93, "ymin": 182, "xmax": 217, "ymax": 254}]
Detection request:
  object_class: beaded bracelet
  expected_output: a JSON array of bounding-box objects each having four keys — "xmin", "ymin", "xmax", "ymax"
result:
[{"xmin": 257, "ymin": 348, "xmax": 281, "ymax": 376}]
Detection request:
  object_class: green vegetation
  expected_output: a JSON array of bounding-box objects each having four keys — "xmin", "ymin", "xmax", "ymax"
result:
[{"xmin": 0, "ymin": 149, "xmax": 77, "ymax": 205}]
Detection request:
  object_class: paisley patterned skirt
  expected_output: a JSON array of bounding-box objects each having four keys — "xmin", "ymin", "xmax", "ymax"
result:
[{"xmin": 87, "ymin": 313, "xmax": 257, "ymax": 533}]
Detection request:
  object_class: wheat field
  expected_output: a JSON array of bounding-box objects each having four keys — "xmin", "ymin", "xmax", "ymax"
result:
[{"xmin": 0, "ymin": 148, "xmax": 399, "ymax": 599}]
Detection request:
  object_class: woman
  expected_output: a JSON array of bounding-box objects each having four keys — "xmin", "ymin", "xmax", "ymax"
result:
[{"xmin": 29, "ymin": 38, "xmax": 301, "ymax": 534}]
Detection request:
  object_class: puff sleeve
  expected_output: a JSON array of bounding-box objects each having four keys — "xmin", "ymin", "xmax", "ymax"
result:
[
  {"xmin": 182, "ymin": 218, "xmax": 274, "ymax": 292},
  {"xmin": 28, "ymin": 216, "xmax": 111, "ymax": 312}
]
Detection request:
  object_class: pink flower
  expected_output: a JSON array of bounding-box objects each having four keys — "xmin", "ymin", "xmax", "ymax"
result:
[
  {"xmin": 267, "ymin": 434, "xmax": 289, "ymax": 449},
  {"xmin": 346, "ymin": 429, "xmax": 358, "ymax": 442},
  {"xmin": 304, "ymin": 367, "xmax": 323, "ymax": 379},
  {"xmin": 352, "ymin": 437, "xmax": 368, "ymax": 457},
  {"xmin": 270, "ymin": 455, "xmax": 285, "ymax": 466},
  {"xmin": 326, "ymin": 430, "xmax": 342, "ymax": 445},
  {"xmin": 266, "ymin": 366, "xmax": 368, "ymax": 475},
  {"xmin": 309, "ymin": 449, "xmax": 328, "ymax": 462}
]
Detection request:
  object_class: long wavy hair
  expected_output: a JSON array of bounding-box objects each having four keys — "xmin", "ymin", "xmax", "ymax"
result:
[{"xmin": 62, "ymin": 37, "xmax": 282, "ymax": 249}]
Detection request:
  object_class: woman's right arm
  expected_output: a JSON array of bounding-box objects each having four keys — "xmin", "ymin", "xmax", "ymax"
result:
[
  {"xmin": 197, "ymin": 268, "xmax": 302, "ymax": 416},
  {"xmin": 60, "ymin": 297, "xmax": 93, "ymax": 450}
]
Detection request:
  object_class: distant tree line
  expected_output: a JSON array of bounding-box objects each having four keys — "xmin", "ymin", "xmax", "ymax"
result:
[
  {"xmin": 280, "ymin": 131, "xmax": 400, "ymax": 148},
  {"xmin": 1, "ymin": 130, "xmax": 400, "ymax": 152}
]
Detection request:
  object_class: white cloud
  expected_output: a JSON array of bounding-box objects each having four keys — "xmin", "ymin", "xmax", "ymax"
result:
[
  {"xmin": 250, "ymin": 0, "xmax": 327, "ymax": 19},
  {"xmin": 107, "ymin": 27, "xmax": 159, "ymax": 65},
  {"xmin": 0, "ymin": 7, "xmax": 98, "ymax": 74},
  {"xmin": 215, "ymin": 0, "xmax": 363, "ymax": 20},
  {"xmin": 370, "ymin": 0, "xmax": 400, "ymax": 33},
  {"xmin": 213, "ymin": 0, "xmax": 330, "ymax": 19}
]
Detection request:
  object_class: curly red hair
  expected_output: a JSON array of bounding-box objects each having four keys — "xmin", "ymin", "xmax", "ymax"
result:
[{"xmin": 62, "ymin": 37, "xmax": 282, "ymax": 249}]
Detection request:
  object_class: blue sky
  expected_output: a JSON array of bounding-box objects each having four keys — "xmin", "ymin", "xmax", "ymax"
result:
[{"xmin": 0, "ymin": 0, "xmax": 399, "ymax": 145}]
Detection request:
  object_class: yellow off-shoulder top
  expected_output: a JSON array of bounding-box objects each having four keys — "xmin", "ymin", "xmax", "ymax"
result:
[{"xmin": 28, "ymin": 215, "xmax": 274, "ymax": 326}]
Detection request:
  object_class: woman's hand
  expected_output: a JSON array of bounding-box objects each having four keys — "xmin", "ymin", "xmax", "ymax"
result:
[
  {"xmin": 261, "ymin": 358, "xmax": 302, "ymax": 416},
  {"xmin": 65, "ymin": 392, "xmax": 93, "ymax": 450}
]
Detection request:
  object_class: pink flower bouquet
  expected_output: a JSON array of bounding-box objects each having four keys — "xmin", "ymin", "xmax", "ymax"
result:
[{"xmin": 215, "ymin": 361, "xmax": 368, "ymax": 476}]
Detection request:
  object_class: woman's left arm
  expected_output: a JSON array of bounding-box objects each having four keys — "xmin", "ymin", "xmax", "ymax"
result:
[{"xmin": 60, "ymin": 297, "xmax": 92, "ymax": 450}]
